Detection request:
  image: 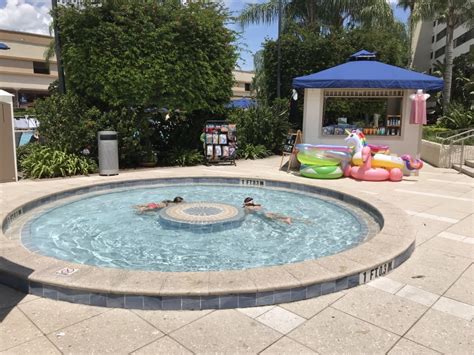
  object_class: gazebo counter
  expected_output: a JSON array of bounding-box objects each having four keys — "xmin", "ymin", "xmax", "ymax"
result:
[
  {"xmin": 0, "ymin": 176, "xmax": 415, "ymax": 310},
  {"xmin": 301, "ymin": 88, "xmax": 422, "ymax": 157}
]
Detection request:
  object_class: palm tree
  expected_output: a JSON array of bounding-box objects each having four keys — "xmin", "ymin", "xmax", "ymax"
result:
[
  {"xmin": 412, "ymin": 0, "xmax": 474, "ymax": 113},
  {"xmin": 238, "ymin": 0, "xmax": 394, "ymax": 32},
  {"xmin": 397, "ymin": 0, "xmax": 416, "ymax": 67}
]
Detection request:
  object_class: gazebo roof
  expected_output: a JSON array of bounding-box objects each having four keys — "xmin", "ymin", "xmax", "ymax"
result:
[{"xmin": 293, "ymin": 50, "xmax": 444, "ymax": 91}]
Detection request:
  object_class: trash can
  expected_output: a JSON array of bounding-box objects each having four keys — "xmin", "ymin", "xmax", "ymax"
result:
[{"xmin": 98, "ymin": 130, "xmax": 119, "ymax": 176}]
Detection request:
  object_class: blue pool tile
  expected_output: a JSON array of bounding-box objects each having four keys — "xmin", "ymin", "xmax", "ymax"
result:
[
  {"xmin": 90, "ymin": 294, "xmax": 107, "ymax": 307},
  {"xmin": 273, "ymin": 290, "xmax": 292, "ymax": 303},
  {"xmin": 125, "ymin": 295, "xmax": 144, "ymax": 309},
  {"xmin": 43, "ymin": 287, "xmax": 58, "ymax": 300},
  {"xmin": 256, "ymin": 291, "xmax": 274, "ymax": 306},
  {"xmin": 106, "ymin": 294, "xmax": 125, "ymax": 308},
  {"xmin": 201, "ymin": 296, "xmax": 219, "ymax": 310},
  {"xmin": 321, "ymin": 281, "xmax": 336, "ymax": 295},
  {"xmin": 306, "ymin": 283, "xmax": 322, "ymax": 298},
  {"xmin": 74, "ymin": 293, "xmax": 91, "ymax": 305},
  {"xmin": 29, "ymin": 282, "xmax": 43, "ymax": 297},
  {"xmin": 220, "ymin": 295, "xmax": 238, "ymax": 309},
  {"xmin": 56, "ymin": 287, "xmax": 77, "ymax": 302},
  {"xmin": 182, "ymin": 297, "xmax": 201, "ymax": 310},
  {"xmin": 290, "ymin": 287, "xmax": 307, "ymax": 301},
  {"xmin": 238, "ymin": 293, "xmax": 256, "ymax": 308},
  {"xmin": 347, "ymin": 274, "xmax": 359, "ymax": 288},
  {"xmin": 161, "ymin": 297, "xmax": 182, "ymax": 310},
  {"xmin": 335, "ymin": 277, "xmax": 348, "ymax": 292},
  {"xmin": 143, "ymin": 296, "xmax": 162, "ymax": 310}
]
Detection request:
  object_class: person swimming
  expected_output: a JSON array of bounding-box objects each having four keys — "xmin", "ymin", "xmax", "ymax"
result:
[
  {"xmin": 134, "ymin": 196, "xmax": 184, "ymax": 213},
  {"xmin": 243, "ymin": 197, "xmax": 292, "ymax": 225}
]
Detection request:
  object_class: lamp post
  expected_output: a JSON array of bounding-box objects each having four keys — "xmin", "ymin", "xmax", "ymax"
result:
[
  {"xmin": 52, "ymin": 0, "xmax": 66, "ymax": 94},
  {"xmin": 276, "ymin": 0, "xmax": 282, "ymax": 98}
]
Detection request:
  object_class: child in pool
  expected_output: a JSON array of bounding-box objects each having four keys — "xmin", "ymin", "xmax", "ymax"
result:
[
  {"xmin": 134, "ymin": 196, "xmax": 184, "ymax": 213},
  {"xmin": 243, "ymin": 197, "xmax": 292, "ymax": 225}
]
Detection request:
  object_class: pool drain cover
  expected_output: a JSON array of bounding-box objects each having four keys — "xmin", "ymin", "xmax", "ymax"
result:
[{"xmin": 159, "ymin": 202, "xmax": 245, "ymax": 232}]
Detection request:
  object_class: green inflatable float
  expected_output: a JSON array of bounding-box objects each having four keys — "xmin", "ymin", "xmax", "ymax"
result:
[
  {"xmin": 300, "ymin": 164, "xmax": 344, "ymax": 179},
  {"xmin": 296, "ymin": 152, "xmax": 339, "ymax": 166}
]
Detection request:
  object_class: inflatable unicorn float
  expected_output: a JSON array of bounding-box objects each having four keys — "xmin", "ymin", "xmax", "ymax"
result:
[{"xmin": 295, "ymin": 129, "xmax": 423, "ymax": 181}]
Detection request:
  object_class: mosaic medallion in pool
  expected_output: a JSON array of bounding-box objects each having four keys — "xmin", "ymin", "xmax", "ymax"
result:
[{"xmin": 159, "ymin": 202, "xmax": 246, "ymax": 232}]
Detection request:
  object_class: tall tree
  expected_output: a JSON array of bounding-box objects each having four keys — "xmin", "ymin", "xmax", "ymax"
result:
[
  {"xmin": 412, "ymin": 0, "xmax": 474, "ymax": 112},
  {"xmin": 238, "ymin": 0, "xmax": 394, "ymax": 32},
  {"xmin": 397, "ymin": 0, "xmax": 416, "ymax": 68}
]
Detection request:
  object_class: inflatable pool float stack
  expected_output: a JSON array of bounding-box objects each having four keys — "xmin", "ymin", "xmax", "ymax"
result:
[{"xmin": 296, "ymin": 144, "xmax": 351, "ymax": 179}]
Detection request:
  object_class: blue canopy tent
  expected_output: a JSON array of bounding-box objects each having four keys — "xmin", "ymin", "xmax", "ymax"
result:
[
  {"xmin": 292, "ymin": 50, "xmax": 444, "ymax": 158},
  {"xmin": 293, "ymin": 51, "xmax": 443, "ymax": 91},
  {"xmin": 226, "ymin": 98, "xmax": 256, "ymax": 109}
]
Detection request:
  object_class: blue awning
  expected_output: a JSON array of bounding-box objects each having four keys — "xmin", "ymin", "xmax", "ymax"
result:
[
  {"xmin": 226, "ymin": 98, "xmax": 256, "ymax": 109},
  {"xmin": 293, "ymin": 50, "xmax": 443, "ymax": 91}
]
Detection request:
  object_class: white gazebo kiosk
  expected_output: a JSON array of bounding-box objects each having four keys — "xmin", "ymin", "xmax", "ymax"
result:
[{"xmin": 293, "ymin": 51, "xmax": 444, "ymax": 157}]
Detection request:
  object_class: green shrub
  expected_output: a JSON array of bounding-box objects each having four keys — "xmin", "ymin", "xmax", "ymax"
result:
[
  {"xmin": 21, "ymin": 146, "xmax": 97, "ymax": 179},
  {"xmin": 227, "ymin": 99, "xmax": 290, "ymax": 154},
  {"xmin": 162, "ymin": 148, "xmax": 203, "ymax": 167},
  {"xmin": 238, "ymin": 144, "xmax": 271, "ymax": 160},
  {"xmin": 16, "ymin": 142, "xmax": 41, "ymax": 167},
  {"xmin": 422, "ymin": 126, "xmax": 451, "ymax": 143},
  {"xmin": 437, "ymin": 103, "xmax": 474, "ymax": 130}
]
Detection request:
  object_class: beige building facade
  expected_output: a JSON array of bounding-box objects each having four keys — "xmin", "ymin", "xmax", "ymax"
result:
[
  {"xmin": 231, "ymin": 70, "xmax": 254, "ymax": 100},
  {"xmin": 0, "ymin": 29, "xmax": 57, "ymax": 108},
  {"xmin": 411, "ymin": 20, "xmax": 473, "ymax": 73}
]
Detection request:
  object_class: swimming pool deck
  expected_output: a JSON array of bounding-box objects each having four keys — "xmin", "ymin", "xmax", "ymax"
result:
[{"xmin": 1, "ymin": 156, "xmax": 473, "ymax": 354}]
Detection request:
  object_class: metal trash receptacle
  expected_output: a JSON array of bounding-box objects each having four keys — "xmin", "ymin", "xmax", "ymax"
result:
[{"xmin": 98, "ymin": 130, "xmax": 119, "ymax": 176}]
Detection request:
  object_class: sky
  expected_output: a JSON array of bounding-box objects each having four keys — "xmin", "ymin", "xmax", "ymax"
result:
[{"xmin": 0, "ymin": 0, "xmax": 409, "ymax": 70}]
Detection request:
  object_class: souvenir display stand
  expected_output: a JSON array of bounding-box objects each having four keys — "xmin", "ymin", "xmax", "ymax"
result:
[{"xmin": 203, "ymin": 120, "xmax": 237, "ymax": 166}]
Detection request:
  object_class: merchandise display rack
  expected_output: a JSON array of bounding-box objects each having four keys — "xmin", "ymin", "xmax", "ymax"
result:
[{"xmin": 203, "ymin": 120, "xmax": 237, "ymax": 166}]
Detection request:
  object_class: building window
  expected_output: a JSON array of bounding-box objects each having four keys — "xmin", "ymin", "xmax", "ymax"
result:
[
  {"xmin": 33, "ymin": 61, "xmax": 50, "ymax": 75},
  {"xmin": 431, "ymin": 35, "xmax": 434, "ymax": 43},
  {"xmin": 436, "ymin": 28, "xmax": 446, "ymax": 42},
  {"xmin": 430, "ymin": 52, "xmax": 434, "ymax": 59},
  {"xmin": 454, "ymin": 28, "xmax": 474, "ymax": 48},
  {"xmin": 433, "ymin": 20, "xmax": 437, "ymax": 27},
  {"xmin": 435, "ymin": 46, "xmax": 445, "ymax": 59},
  {"xmin": 244, "ymin": 83, "xmax": 251, "ymax": 92}
]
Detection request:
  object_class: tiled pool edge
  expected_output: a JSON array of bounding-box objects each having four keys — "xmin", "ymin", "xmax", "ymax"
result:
[{"xmin": 1, "ymin": 176, "xmax": 415, "ymax": 310}]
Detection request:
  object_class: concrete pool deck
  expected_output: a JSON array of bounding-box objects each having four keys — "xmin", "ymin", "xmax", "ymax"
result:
[{"xmin": 1, "ymin": 156, "xmax": 473, "ymax": 354}]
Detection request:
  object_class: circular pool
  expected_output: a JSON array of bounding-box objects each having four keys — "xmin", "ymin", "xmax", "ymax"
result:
[{"xmin": 21, "ymin": 184, "xmax": 376, "ymax": 272}]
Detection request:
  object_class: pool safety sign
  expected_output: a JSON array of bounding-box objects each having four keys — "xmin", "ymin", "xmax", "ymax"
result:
[{"xmin": 359, "ymin": 260, "xmax": 394, "ymax": 284}]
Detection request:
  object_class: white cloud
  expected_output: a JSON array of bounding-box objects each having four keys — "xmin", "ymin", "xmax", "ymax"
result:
[{"xmin": 0, "ymin": 0, "xmax": 52, "ymax": 35}]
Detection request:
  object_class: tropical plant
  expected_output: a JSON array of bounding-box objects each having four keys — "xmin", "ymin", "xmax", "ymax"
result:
[
  {"xmin": 227, "ymin": 99, "xmax": 290, "ymax": 153},
  {"xmin": 38, "ymin": 0, "xmax": 237, "ymax": 168},
  {"xmin": 258, "ymin": 23, "xmax": 409, "ymax": 104},
  {"xmin": 238, "ymin": 144, "xmax": 271, "ymax": 160},
  {"xmin": 162, "ymin": 148, "xmax": 203, "ymax": 166},
  {"xmin": 437, "ymin": 103, "xmax": 474, "ymax": 130},
  {"xmin": 422, "ymin": 126, "xmax": 450, "ymax": 143},
  {"xmin": 238, "ymin": 0, "xmax": 394, "ymax": 32},
  {"xmin": 16, "ymin": 142, "xmax": 41, "ymax": 167},
  {"xmin": 20, "ymin": 146, "xmax": 97, "ymax": 179},
  {"xmin": 412, "ymin": 0, "xmax": 474, "ymax": 112},
  {"xmin": 55, "ymin": 0, "xmax": 237, "ymax": 111}
]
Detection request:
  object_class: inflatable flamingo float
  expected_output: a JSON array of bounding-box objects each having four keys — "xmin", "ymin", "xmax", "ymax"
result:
[{"xmin": 346, "ymin": 146, "xmax": 403, "ymax": 181}]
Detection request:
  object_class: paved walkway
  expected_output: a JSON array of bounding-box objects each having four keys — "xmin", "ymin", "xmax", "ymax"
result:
[{"xmin": 1, "ymin": 157, "xmax": 473, "ymax": 354}]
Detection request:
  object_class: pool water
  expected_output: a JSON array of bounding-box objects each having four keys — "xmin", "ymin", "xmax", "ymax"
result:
[{"xmin": 24, "ymin": 184, "xmax": 369, "ymax": 271}]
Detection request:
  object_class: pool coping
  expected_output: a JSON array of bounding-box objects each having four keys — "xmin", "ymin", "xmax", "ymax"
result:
[{"xmin": 0, "ymin": 176, "xmax": 415, "ymax": 310}]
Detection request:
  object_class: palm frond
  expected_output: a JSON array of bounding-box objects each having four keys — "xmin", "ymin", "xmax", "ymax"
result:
[{"xmin": 238, "ymin": 0, "xmax": 285, "ymax": 28}]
